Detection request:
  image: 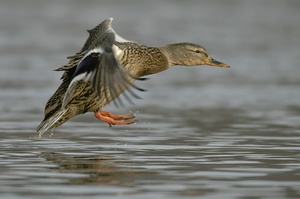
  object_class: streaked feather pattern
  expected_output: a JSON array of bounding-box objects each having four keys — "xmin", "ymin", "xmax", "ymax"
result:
[
  {"xmin": 37, "ymin": 18, "xmax": 146, "ymax": 136},
  {"xmin": 37, "ymin": 18, "xmax": 229, "ymax": 136}
]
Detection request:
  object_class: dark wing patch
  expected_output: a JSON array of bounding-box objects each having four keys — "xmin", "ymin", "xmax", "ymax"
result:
[
  {"xmin": 62, "ymin": 33, "xmax": 146, "ymax": 108},
  {"xmin": 72, "ymin": 52, "xmax": 99, "ymax": 78}
]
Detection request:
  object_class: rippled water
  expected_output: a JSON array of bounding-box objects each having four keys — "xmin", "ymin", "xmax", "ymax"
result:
[{"xmin": 1, "ymin": 0, "xmax": 300, "ymax": 198}]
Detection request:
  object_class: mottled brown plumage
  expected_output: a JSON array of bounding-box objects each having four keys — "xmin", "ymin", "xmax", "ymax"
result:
[{"xmin": 37, "ymin": 18, "xmax": 229, "ymax": 137}]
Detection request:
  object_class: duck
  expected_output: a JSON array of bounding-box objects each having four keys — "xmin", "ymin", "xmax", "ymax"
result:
[{"xmin": 36, "ymin": 18, "xmax": 229, "ymax": 137}]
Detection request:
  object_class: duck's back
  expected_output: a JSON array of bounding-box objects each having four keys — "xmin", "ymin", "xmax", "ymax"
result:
[{"xmin": 115, "ymin": 42, "xmax": 169, "ymax": 77}]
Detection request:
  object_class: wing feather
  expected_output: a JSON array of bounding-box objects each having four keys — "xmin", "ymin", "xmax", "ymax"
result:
[{"xmin": 62, "ymin": 32, "xmax": 146, "ymax": 108}]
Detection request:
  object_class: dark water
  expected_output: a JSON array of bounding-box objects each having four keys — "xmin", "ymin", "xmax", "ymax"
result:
[{"xmin": 1, "ymin": 0, "xmax": 300, "ymax": 198}]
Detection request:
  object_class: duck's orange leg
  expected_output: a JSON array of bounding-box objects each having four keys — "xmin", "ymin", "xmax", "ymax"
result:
[{"xmin": 94, "ymin": 110, "xmax": 136, "ymax": 127}]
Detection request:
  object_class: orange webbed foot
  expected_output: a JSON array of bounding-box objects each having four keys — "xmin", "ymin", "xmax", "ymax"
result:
[{"xmin": 94, "ymin": 110, "xmax": 136, "ymax": 127}]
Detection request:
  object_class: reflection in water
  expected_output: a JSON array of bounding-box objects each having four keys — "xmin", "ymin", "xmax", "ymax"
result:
[{"xmin": 39, "ymin": 152, "xmax": 154, "ymax": 186}]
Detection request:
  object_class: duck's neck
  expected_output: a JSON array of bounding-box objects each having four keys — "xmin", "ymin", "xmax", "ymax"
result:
[{"xmin": 159, "ymin": 43, "xmax": 186, "ymax": 66}]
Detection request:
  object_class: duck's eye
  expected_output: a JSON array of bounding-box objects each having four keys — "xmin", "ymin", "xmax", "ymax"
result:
[{"xmin": 195, "ymin": 50, "xmax": 200, "ymax": 53}]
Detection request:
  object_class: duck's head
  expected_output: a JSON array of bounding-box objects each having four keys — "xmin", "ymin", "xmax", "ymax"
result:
[{"xmin": 165, "ymin": 43, "xmax": 230, "ymax": 68}]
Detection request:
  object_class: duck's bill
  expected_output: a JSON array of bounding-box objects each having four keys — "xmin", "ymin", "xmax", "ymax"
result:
[{"xmin": 205, "ymin": 58, "xmax": 230, "ymax": 68}]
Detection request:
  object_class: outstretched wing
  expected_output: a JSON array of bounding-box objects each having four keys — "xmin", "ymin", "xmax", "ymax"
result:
[{"xmin": 62, "ymin": 32, "xmax": 146, "ymax": 108}]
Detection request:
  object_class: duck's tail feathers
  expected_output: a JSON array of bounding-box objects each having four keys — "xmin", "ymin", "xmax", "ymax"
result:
[{"xmin": 36, "ymin": 108, "xmax": 69, "ymax": 138}]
